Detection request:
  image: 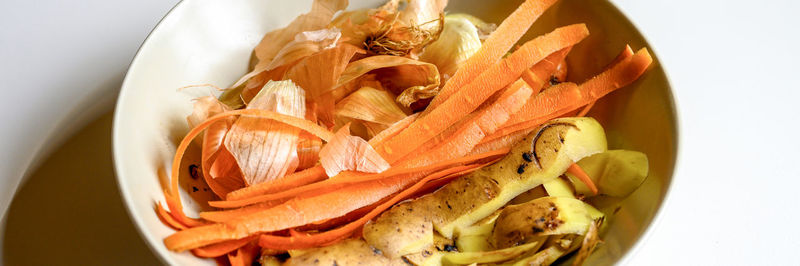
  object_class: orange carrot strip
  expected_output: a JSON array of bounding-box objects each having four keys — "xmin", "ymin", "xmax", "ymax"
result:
[
  {"xmin": 469, "ymin": 127, "xmax": 531, "ymax": 155},
  {"xmin": 503, "ymin": 82, "xmax": 583, "ymax": 128},
  {"xmin": 479, "ymin": 49, "xmax": 572, "ymax": 146},
  {"xmin": 424, "ymin": 0, "xmax": 559, "ymax": 113},
  {"xmin": 604, "ymin": 45, "xmax": 635, "ymax": 73},
  {"xmin": 376, "ymin": 24, "xmax": 590, "ymax": 163},
  {"xmin": 200, "ymin": 201, "xmax": 285, "ymax": 223},
  {"xmin": 476, "ymin": 46, "xmax": 650, "ymax": 154},
  {"xmin": 576, "ymin": 101, "xmax": 596, "ymax": 117},
  {"xmin": 567, "ymin": 163, "xmax": 598, "ymax": 195},
  {"xmin": 163, "ymin": 149, "xmax": 507, "ymax": 252},
  {"xmin": 295, "ymin": 149, "xmax": 508, "ymax": 188},
  {"xmin": 465, "ymin": 49, "xmax": 573, "ymax": 154},
  {"xmin": 568, "ymin": 80, "xmax": 597, "ymax": 194},
  {"xmin": 391, "ymin": 81, "xmax": 519, "ymax": 164},
  {"xmin": 191, "ymin": 235, "xmax": 258, "ymax": 258},
  {"xmin": 208, "ymin": 148, "xmax": 508, "ymax": 209},
  {"xmin": 155, "ymin": 203, "xmax": 188, "ymax": 231},
  {"xmin": 578, "ymin": 48, "xmax": 652, "ymax": 103},
  {"xmin": 409, "ymin": 46, "xmax": 568, "ymax": 159},
  {"xmin": 576, "ymin": 45, "xmax": 634, "ymax": 116},
  {"xmin": 520, "ymin": 70, "xmax": 540, "ymax": 92},
  {"xmin": 551, "ymin": 57, "xmax": 569, "ymax": 85},
  {"xmin": 521, "ymin": 47, "xmax": 572, "ymax": 94},
  {"xmin": 164, "ymin": 189, "xmax": 207, "ymax": 228},
  {"xmin": 368, "ymin": 113, "xmax": 419, "ymax": 147},
  {"xmin": 568, "ymin": 45, "xmax": 636, "ymax": 192},
  {"xmin": 288, "ymin": 228, "xmax": 305, "ymax": 237},
  {"xmin": 163, "ymin": 109, "xmax": 334, "ymax": 229},
  {"xmin": 481, "ymin": 81, "xmax": 580, "ymax": 145},
  {"xmin": 165, "ymin": 173, "xmax": 420, "ymax": 251},
  {"xmin": 395, "ymin": 80, "xmax": 533, "ymax": 168},
  {"xmin": 257, "ymin": 162, "xmax": 492, "ymax": 250},
  {"xmin": 504, "ymin": 46, "xmax": 638, "ymax": 127},
  {"xmin": 567, "ymin": 48, "xmax": 638, "ymax": 193},
  {"xmin": 412, "ymin": 165, "xmax": 482, "ymax": 198},
  {"xmin": 499, "ymin": 47, "xmax": 652, "ymax": 135},
  {"xmin": 297, "ymin": 198, "xmax": 385, "ymax": 232},
  {"xmin": 225, "ymin": 166, "xmax": 326, "ymax": 201},
  {"xmin": 227, "ymin": 242, "xmax": 259, "ymax": 266}
]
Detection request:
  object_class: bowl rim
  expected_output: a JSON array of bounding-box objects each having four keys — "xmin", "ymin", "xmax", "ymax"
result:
[
  {"xmin": 111, "ymin": 1, "xmax": 681, "ymax": 265},
  {"xmin": 111, "ymin": 1, "xmax": 186, "ymax": 264},
  {"xmin": 605, "ymin": 1, "xmax": 681, "ymax": 264}
]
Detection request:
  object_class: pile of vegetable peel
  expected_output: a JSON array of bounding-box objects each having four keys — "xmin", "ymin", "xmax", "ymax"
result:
[{"xmin": 155, "ymin": 0, "xmax": 655, "ymax": 265}]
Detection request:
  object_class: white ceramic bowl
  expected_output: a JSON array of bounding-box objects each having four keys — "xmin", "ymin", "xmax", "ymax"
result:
[{"xmin": 113, "ymin": 0, "xmax": 677, "ymax": 264}]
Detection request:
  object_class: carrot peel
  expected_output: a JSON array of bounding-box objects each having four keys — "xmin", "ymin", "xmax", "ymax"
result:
[
  {"xmin": 377, "ymin": 24, "xmax": 590, "ymax": 163},
  {"xmin": 155, "ymin": 202, "xmax": 188, "ymax": 231},
  {"xmin": 425, "ymin": 0, "xmax": 560, "ymax": 112},
  {"xmin": 487, "ymin": 46, "xmax": 653, "ymax": 145},
  {"xmin": 227, "ymin": 241, "xmax": 259, "ymax": 266},
  {"xmin": 395, "ymin": 79, "xmax": 533, "ymax": 168},
  {"xmin": 162, "ymin": 109, "xmax": 335, "ymax": 226},
  {"xmin": 163, "ymin": 149, "xmax": 507, "ymax": 252},
  {"xmin": 225, "ymin": 166, "xmax": 327, "ymax": 201},
  {"xmin": 567, "ymin": 163, "xmax": 598, "ymax": 195},
  {"xmin": 257, "ymin": 161, "xmax": 494, "ymax": 250},
  {"xmin": 208, "ymin": 148, "xmax": 509, "ymax": 209},
  {"xmin": 191, "ymin": 235, "xmax": 258, "ymax": 258}
]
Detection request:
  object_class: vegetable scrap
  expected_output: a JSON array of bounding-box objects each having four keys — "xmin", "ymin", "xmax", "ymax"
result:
[{"xmin": 154, "ymin": 0, "xmax": 655, "ymax": 264}]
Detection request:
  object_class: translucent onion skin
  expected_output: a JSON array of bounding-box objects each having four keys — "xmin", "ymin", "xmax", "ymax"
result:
[
  {"xmin": 419, "ymin": 15, "xmax": 483, "ymax": 82},
  {"xmin": 224, "ymin": 80, "xmax": 307, "ymax": 186}
]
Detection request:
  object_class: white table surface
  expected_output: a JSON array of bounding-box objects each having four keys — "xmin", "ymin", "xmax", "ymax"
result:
[{"xmin": 2, "ymin": 0, "xmax": 798, "ymax": 265}]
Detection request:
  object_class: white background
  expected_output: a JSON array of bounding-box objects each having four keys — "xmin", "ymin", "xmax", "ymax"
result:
[
  {"xmin": 616, "ymin": 0, "xmax": 800, "ymax": 265},
  {"xmin": 1, "ymin": 0, "xmax": 798, "ymax": 265}
]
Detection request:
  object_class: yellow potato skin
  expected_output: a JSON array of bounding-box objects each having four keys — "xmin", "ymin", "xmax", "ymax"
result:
[
  {"xmin": 566, "ymin": 149, "xmax": 648, "ymax": 197},
  {"xmin": 491, "ymin": 197, "xmax": 602, "ymax": 249},
  {"xmin": 284, "ymin": 239, "xmax": 408, "ymax": 266},
  {"xmin": 363, "ymin": 117, "xmax": 607, "ymax": 258}
]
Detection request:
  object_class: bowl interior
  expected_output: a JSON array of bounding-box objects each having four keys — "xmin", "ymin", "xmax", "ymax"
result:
[{"xmin": 113, "ymin": 0, "xmax": 676, "ymax": 264}]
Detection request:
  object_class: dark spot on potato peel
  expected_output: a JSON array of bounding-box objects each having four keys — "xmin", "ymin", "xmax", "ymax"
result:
[
  {"xmin": 443, "ymin": 244, "xmax": 458, "ymax": 252},
  {"xmin": 522, "ymin": 152, "xmax": 533, "ymax": 162},
  {"xmin": 530, "ymin": 122, "xmax": 578, "ymax": 169}
]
